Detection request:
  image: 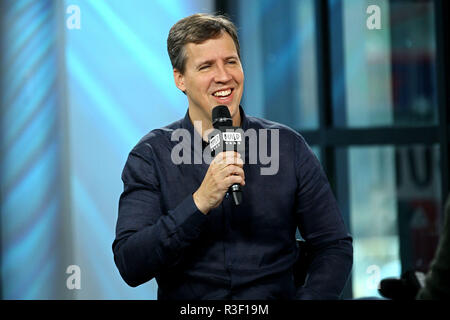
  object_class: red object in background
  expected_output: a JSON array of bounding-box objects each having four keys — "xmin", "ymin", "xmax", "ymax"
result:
[{"xmin": 409, "ymin": 199, "xmax": 440, "ymax": 272}]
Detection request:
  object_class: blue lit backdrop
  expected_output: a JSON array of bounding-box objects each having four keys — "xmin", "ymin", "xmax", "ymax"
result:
[{"xmin": 1, "ymin": 0, "xmax": 213, "ymax": 299}]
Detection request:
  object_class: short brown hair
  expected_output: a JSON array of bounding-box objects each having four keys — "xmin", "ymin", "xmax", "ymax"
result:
[{"xmin": 167, "ymin": 13, "xmax": 240, "ymax": 74}]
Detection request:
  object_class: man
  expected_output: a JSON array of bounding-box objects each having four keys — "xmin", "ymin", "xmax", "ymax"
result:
[{"xmin": 112, "ymin": 13, "xmax": 353, "ymax": 300}]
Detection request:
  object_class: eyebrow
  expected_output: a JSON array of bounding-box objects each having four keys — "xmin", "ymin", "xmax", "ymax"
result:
[{"xmin": 196, "ymin": 55, "xmax": 239, "ymax": 68}]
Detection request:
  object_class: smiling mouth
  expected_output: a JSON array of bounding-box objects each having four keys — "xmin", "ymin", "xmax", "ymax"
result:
[{"xmin": 212, "ymin": 88, "xmax": 233, "ymax": 98}]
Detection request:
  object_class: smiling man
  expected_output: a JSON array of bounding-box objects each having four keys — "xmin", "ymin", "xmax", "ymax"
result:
[{"xmin": 113, "ymin": 13, "xmax": 353, "ymax": 300}]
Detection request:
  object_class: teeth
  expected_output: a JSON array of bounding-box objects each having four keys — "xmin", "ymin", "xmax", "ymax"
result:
[{"xmin": 213, "ymin": 89, "xmax": 232, "ymax": 97}]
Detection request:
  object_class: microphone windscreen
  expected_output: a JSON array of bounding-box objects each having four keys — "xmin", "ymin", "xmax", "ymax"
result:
[{"xmin": 212, "ymin": 105, "xmax": 232, "ymax": 128}]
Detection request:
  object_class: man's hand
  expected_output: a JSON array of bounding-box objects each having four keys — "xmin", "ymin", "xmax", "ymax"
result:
[{"xmin": 193, "ymin": 151, "xmax": 245, "ymax": 214}]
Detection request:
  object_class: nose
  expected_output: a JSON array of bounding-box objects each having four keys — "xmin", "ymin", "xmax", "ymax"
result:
[{"xmin": 214, "ymin": 63, "xmax": 232, "ymax": 83}]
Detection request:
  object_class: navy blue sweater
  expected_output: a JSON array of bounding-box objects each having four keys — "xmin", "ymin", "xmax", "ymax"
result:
[{"xmin": 112, "ymin": 107, "xmax": 353, "ymax": 299}]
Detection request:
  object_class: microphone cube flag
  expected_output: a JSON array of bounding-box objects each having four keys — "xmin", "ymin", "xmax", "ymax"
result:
[{"xmin": 208, "ymin": 127, "xmax": 245, "ymax": 158}]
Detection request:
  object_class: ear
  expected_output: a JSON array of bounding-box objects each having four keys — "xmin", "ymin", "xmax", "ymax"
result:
[{"xmin": 173, "ymin": 68, "xmax": 186, "ymax": 93}]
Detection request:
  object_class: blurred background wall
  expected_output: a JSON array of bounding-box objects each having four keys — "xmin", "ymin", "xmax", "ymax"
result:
[{"xmin": 0, "ymin": 0, "xmax": 448, "ymax": 299}]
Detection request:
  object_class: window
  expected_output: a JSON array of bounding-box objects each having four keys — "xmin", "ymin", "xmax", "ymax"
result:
[{"xmin": 223, "ymin": 0, "xmax": 449, "ymax": 299}]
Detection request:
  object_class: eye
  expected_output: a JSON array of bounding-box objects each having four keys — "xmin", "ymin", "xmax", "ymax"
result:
[
  {"xmin": 227, "ymin": 60, "xmax": 237, "ymax": 65},
  {"xmin": 199, "ymin": 64, "xmax": 210, "ymax": 70}
]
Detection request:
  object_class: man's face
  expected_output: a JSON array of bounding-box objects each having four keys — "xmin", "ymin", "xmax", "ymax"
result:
[{"xmin": 174, "ymin": 32, "xmax": 244, "ymax": 126}]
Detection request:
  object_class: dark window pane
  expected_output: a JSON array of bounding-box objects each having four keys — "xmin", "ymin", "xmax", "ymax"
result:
[
  {"xmin": 331, "ymin": 0, "xmax": 438, "ymax": 127},
  {"xmin": 342, "ymin": 144, "xmax": 442, "ymax": 298},
  {"xmin": 236, "ymin": 0, "xmax": 319, "ymax": 129}
]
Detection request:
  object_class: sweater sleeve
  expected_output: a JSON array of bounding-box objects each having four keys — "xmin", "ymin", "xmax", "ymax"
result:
[
  {"xmin": 112, "ymin": 144, "xmax": 208, "ymax": 287},
  {"xmin": 293, "ymin": 135, "xmax": 353, "ymax": 299}
]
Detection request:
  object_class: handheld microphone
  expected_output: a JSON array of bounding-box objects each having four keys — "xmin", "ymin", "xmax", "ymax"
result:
[{"xmin": 211, "ymin": 105, "xmax": 243, "ymax": 206}]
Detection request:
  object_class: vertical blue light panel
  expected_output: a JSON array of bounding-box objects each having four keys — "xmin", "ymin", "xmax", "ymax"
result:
[{"xmin": 1, "ymin": 0, "xmax": 69, "ymax": 299}]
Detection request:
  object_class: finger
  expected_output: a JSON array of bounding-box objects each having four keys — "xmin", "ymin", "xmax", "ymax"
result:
[
  {"xmin": 222, "ymin": 165, "xmax": 245, "ymax": 180},
  {"xmin": 224, "ymin": 174, "xmax": 245, "ymax": 187},
  {"xmin": 214, "ymin": 152, "xmax": 231, "ymax": 164},
  {"xmin": 213, "ymin": 151, "xmax": 241, "ymax": 161},
  {"xmin": 221, "ymin": 157, "xmax": 244, "ymax": 168},
  {"xmin": 213, "ymin": 152, "xmax": 243, "ymax": 167}
]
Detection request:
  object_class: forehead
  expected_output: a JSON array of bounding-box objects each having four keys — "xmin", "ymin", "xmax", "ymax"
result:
[{"xmin": 184, "ymin": 32, "xmax": 238, "ymax": 66}]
